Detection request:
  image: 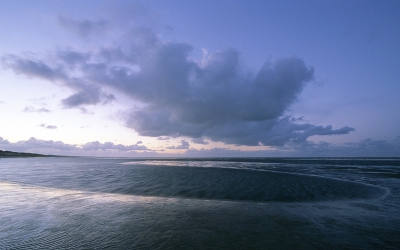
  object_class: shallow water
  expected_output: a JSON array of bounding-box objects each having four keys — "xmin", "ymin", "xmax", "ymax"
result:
[{"xmin": 0, "ymin": 157, "xmax": 399, "ymax": 249}]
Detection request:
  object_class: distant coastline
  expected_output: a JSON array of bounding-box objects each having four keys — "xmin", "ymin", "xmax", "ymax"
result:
[{"xmin": 0, "ymin": 150, "xmax": 52, "ymax": 158}]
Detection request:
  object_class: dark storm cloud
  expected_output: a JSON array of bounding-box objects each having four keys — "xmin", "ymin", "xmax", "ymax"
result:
[{"xmin": 1, "ymin": 10, "xmax": 355, "ymax": 147}]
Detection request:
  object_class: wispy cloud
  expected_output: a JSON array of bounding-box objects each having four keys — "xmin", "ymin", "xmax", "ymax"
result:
[
  {"xmin": 23, "ymin": 106, "xmax": 51, "ymax": 113},
  {"xmin": 58, "ymin": 16, "xmax": 108, "ymax": 38},
  {"xmin": 39, "ymin": 124, "xmax": 57, "ymax": 129},
  {"xmin": 2, "ymin": 55, "xmax": 115, "ymax": 109}
]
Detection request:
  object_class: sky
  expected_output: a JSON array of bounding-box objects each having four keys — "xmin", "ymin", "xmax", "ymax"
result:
[{"xmin": 0, "ymin": 0, "xmax": 399, "ymax": 157}]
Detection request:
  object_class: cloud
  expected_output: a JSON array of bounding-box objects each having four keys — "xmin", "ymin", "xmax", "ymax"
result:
[
  {"xmin": 23, "ymin": 106, "xmax": 51, "ymax": 113},
  {"xmin": 2, "ymin": 55, "xmax": 115, "ymax": 109},
  {"xmin": 176, "ymin": 140, "xmax": 190, "ymax": 149},
  {"xmin": 2, "ymin": 55, "xmax": 66, "ymax": 80},
  {"xmin": 56, "ymin": 49, "xmax": 91, "ymax": 68},
  {"xmin": 82, "ymin": 141, "xmax": 147, "ymax": 151},
  {"xmin": 191, "ymin": 138, "xmax": 209, "ymax": 145},
  {"xmin": 0, "ymin": 136, "xmax": 150, "ymax": 156},
  {"xmin": 0, "ymin": 137, "xmax": 10, "ymax": 145},
  {"xmin": 166, "ymin": 140, "xmax": 190, "ymax": 150},
  {"xmin": 115, "ymin": 46, "xmax": 325, "ymax": 146},
  {"xmin": 282, "ymin": 136, "xmax": 400, "ymax": 157},
  {"xmin": 157, "ymin": 136, "xmax": 171, "ymax": 140},
  {"xmin": 3, "ymin": 137, "xmax": 77, "ymax": 152},
  {"xmin": 39, "ymin": 124, "xmax": 57, "ymax": 129},
  {"xmin": 58, "ymin": 16, "xmax": 108, "ymax": 38},
  {"xmin": 60, "ymin": 80, "xmax": 115, "ymax": 108},
  {"xmin": 0, "ymin": 135, "xmax": 399, "ymax": 157},
  {"xmin": 1, "ymin": 9, "xmax": 354, "ymax": 147},
  {"xmin": 182, "ymin": 136, "xmax": 400, "ymax": 157}
]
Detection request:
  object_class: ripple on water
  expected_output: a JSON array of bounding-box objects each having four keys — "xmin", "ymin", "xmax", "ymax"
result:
[{"xmin": 107, "ymin": 166, "xmax": 387, "ymax": 202}]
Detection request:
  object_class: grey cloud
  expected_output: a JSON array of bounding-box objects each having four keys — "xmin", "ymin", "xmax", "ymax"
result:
[
  {"xmin": 56, "ymin": 49, "xmax": 91, "ymax": 68},
  {"xmin": 166, "ymin": 140, "xmax": 190, "ymax": 150},
  {"xmin": 82, "ymin": 141, "xmax": 147, "ymax": 151},
  {"xmin": 110, "ymin": 44, "xmax": 318, "ymax": 145},
  {"xmin": 0, "ymin": 136, "xmax": 151, "ymax": 156},
  {"xmin": 79, "ymin": 107, "xmax": 94, "ymax": 115},
  {"xmin": 183, "ymin": 136, "xmax": 400, "ymax": 157},
  {"xmin": 192, "ymin": 138, "xmax": 209, "ymax": 145},
  {"xmin": 23, "ymin": 106, "xmax": 51, "ymax": 113},
  {"xmin": 1, "ymin": 135, "xmax": 398, "ymax": 157},
  {"xmin": 9, "ymin": 137, "xmax": 77, "ymax": 151},
  {"xmin": 176, "ymin": 140, "xmax": 190, "ymax": 149},
  {"xmin": 108, "ymin": 41, "xmax": 351, "ymax": 146},
  {"xmin": 0, "ymin": 137, "xmax": 10, "ymax": 145},
  {"xmin": 199, "ymin": 117, "xmax": 354, "ymax": 146},
  {"xmin": 283, "ymin": 137, "xmax": 400, "ymax": 157},
  {"xmin": 157, "ymin": 136, "xmax": 171, "ymax": 140},
  {"xmin": 345, "ymin": 137, "xmax": 400, "ymax": 155},
  {"xmin": 2, "ymin": 12, "xmax": 354, "ymax": 147},
  {"xmin": 58, "ymin": 16, "xmax": 108, "ymax": 38},
  {"xmin": 40, "ymin": 124, "xmax": 57, "ymax": 129},
  {"xmin": 183, "ymin": 147, "xmax": 271, "ymax": 157},
  {"xmin": 2, "ymin": 55, "xmax": 66, "ymax": 80},
  {"xmin": 61, "ymin": 80, "xmax": 115, "ymax": 108},
  {"xmin": 2, "ymin": 56, "xmax": 115, "ymax": 109}
]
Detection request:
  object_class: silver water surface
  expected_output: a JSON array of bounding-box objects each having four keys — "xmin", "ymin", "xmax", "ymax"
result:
[{"xmin": 0, "ymin": 157, "xmax": 399, "ymax": 249}]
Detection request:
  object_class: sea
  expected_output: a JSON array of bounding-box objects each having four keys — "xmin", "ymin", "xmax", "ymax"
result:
[{"xmin": 0, "ymin": 157, "xmax": 399, "ymax": 249}]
